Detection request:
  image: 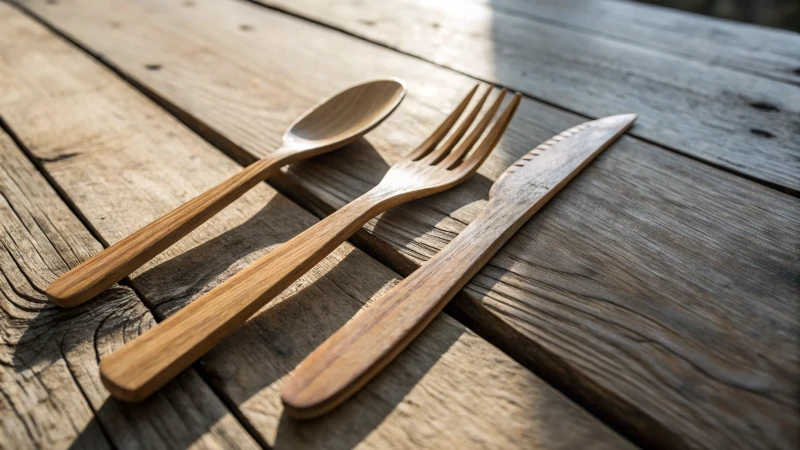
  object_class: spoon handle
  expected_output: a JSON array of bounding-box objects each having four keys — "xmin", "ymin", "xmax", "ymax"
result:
[
  {"xmin": 99, "ymin": 188, "xmax": 389, "ymax": 402},
  {"xmin": 46, "ymin": 152, "xmax": 288, "ymax": 307}
]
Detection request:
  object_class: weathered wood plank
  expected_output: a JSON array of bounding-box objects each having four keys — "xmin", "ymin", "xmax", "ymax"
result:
[
  {"xmin": 255, "ymin": 0, "xmax": 800, "ymax": 192},
  {"xmin": 0, "ymin": 3, "xmax": 634, "ymax": 449},
  {"xmin": 467, "ymin": 0, "xmax": 800, "ymax": 85},
  {"xmin": 14, "ymin": 0, "xmax": 799, "ymax": 448},
  {"xmin": 0, "ymin": 128, "xmax": 260, "ymax": 449}
]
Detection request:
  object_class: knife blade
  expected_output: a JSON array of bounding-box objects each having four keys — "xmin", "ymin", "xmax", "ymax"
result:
[{"xmin": 281, "ymin": 113, "xmax": 637, "ymax": 419}]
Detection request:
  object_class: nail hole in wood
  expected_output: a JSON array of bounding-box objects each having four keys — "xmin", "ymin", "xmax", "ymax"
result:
[
  {"xmin": 750, "ymin": 101, "xmax": 779, "ymax": 112},
  {"xmin": 357, "ymin": 19, "xmax": 376, "ymax": 26},
  {"xmin": 183, "ymin": 0, "xmax": 195, "ymax": 6},
  {"xmin": 750, "ymin": 129, "xmax": 775, "ymax": 139},
  {"xmin": 145, "ymin": 64, "xmax": 162, "ymax": 71},
  {"xmin": 239, "ymin": 24, "xmax": 253, "ymax": 31}
]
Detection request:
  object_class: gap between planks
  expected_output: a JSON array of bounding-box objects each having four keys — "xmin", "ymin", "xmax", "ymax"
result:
[
  {"xmin": 465, "ymin": 1, "xmax": 800, "ymax": 88},
  {"xmin": 239, "ymin": 0, "xmax": 800, "ymax": 197},
  {"xmin": 0, "ymin": 113, "xmax": 272, "ymax": 450},
  {"xmin": 11, "ymin": 0, "xmax": 796, "ymax": 198}
]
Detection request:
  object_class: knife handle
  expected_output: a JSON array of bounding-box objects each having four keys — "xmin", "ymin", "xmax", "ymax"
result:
[
  {"xmin": 280, "ymin": 201, "xmax": 526, "ymax": 419},
  {"xmin": 46, "ymin": 153, "xmax": 287, "ymax": 307}
]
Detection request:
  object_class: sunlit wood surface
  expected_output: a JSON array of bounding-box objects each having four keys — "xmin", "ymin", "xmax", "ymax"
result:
[{"xmin": 1, "ymin": 0, "xmax": 798, "ymax": 448}]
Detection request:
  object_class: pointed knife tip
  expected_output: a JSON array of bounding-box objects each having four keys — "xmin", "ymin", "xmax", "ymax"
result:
[
  {"xmin": 617, "ymin": 113, "xmax": 638, "ymax": 123},
  {"xmin": 598, "ymin": 113, "xmax": 637, "ymax": 129}
]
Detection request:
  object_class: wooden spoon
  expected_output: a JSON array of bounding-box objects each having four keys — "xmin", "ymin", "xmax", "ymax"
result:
[{"xmin": 46, "ymin": 78, "xmax": 406, "ymax": 307}]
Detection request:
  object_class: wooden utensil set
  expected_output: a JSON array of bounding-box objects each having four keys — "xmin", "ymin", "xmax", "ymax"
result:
[{"xmin": 46, "ymin": 79, "xmax": 635, "ymax": 418}]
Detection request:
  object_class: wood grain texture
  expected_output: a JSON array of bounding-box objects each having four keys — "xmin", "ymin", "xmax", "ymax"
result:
[
  {"xmin": 256, "ymin": 0, "xmax": 800, "ymax": 191},
  {"xmin": 464, "ymin": 0, "xmax": 800, "ymax": 85},
  {"xmin": 46, "ymin": 79, "xmax": 405, "ymax": 307},
  {"xmin": 0, "ymin": 127, "xmax": 259, "ymax": 449},
  {"xmin": 282, "ymin": 115, "xmax": 635, "ymax": 419},
  {"xmin": 100, "ymin": 87, "xmax": 520, "ymax": 402},
  {"xmin": 0, "ymin": 3, "xmax": 634, "ymax": 449},
  {"xmin": 14, "ymin": 0, "xmax": 800, "ymax": 448}
]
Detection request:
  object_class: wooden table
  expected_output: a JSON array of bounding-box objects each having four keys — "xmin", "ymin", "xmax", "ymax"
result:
[{"xmin": 1, "ymin": 0, "xmax": 798, "ymax": 448}]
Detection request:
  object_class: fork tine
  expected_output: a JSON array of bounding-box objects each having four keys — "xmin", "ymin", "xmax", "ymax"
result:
[
  {"xmin": 454, "ymin": 92, "xmax": 521, "ymax": 175},
  {"xmin": 407, "ymin": 84, "xmax": 479, "ymax": 160},
  {"xmin": 421, "ymin": 86, "xmax": 492, "ymax": 164},
  {"xmin": 441, "ymin": 88, "xmax": 507, "ymax": 169}
]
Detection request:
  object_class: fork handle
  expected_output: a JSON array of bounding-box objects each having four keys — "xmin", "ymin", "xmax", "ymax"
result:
[
  {"xmin": 280, "ymin": 201, "xmax": 527, "ymax": 418},
  {"xmin": 46, "ymin": 152, "xmax": 291, "ymax": 307},
  {"xmin": 99, "ymin": 187, "xmax": 392, "ymax": 402}
]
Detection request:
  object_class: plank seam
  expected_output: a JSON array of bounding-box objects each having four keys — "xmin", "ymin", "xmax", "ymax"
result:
[
  {"xmin": 484, "ymin": 2, "xmax": 800, "ymax": 88},
  {"xmin": 441, "ymin": 289, "xmax": 682, "ymax": 450},
  {"xmin": 0, "ymin": 120, "xmax": 111, "ymax": 248},
  {"xmin": 269, "ymin": 173, "xmax": 671, "ymax": 446},
  {"xmin": 0, "ymin": 108, "xmax": 269, "ymax": 450},
  {"xmin": 59, "ymin": 335, "xmax": 119, "ymax": 450},
  {"xmin": 191, "ymin": 363, "xmax": 274, "ymax": 450},
  {"xmin": 0, "ymin": 118, "xmax": 120, "ymax": 450},
  {"xmin": 238, "ymin": 0, "xmax": 799, "ymax": 197},
  {"xmin": 9, "ymin": 0, "xmax": 795, "ymax": 197}
]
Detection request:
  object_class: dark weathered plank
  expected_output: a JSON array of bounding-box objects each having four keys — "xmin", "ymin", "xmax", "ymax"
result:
[
  {"xmin": 0, "ymin": 129, "xmax": 260, "ymax": 449},
  {"xmin": 14, "ymin": 0, "xmax": 800, "ymax": 448},
  {"xmin": 256, "ymin": 0, "xmax": 800, "ymax": 192},
  {"xmin": 0, "ymin": 3, "xmax": 634, "ymax": 449},
  {"xmin": 467, "ymin": 0, "xmax": 800, "ymax": 85}
]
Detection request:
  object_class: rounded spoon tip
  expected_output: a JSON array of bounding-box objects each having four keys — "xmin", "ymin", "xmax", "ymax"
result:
[{"xmin": 282, "ymin": 78, "xmax": 406, "ymax": 152}]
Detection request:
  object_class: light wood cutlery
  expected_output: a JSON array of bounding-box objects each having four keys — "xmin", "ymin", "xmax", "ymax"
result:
[
  {"xmin": 46, "ymin": 79, "xmax": 406, "ymax": 307},
  {"xmin": 99, "ymin": 84, "xmax": 522, "ymax": 402},
  {"xmin": 281, "ymin": 113, "xmax": 637, "ymax": 419}
]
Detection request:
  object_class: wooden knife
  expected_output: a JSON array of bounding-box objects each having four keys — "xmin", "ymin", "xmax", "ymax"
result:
[{"xmin": 280, "ymin": 113, "xmax": 637, "ymax": 419}]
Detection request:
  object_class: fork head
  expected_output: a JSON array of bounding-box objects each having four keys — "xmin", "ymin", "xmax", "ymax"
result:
[{"xmin": 377, "ymin": 85, "xmax": 521, "ymax": 198}]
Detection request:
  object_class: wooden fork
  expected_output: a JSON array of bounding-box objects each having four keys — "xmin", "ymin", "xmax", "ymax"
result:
[{"xmin": 99, "ymin": 85, "xmax": 522, "ymax": 402}]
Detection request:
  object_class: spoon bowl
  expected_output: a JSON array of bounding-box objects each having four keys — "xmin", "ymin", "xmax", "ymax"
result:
[{"xmin": 283, "ymin": 78, "xmax": 406, "ymax": 152}]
